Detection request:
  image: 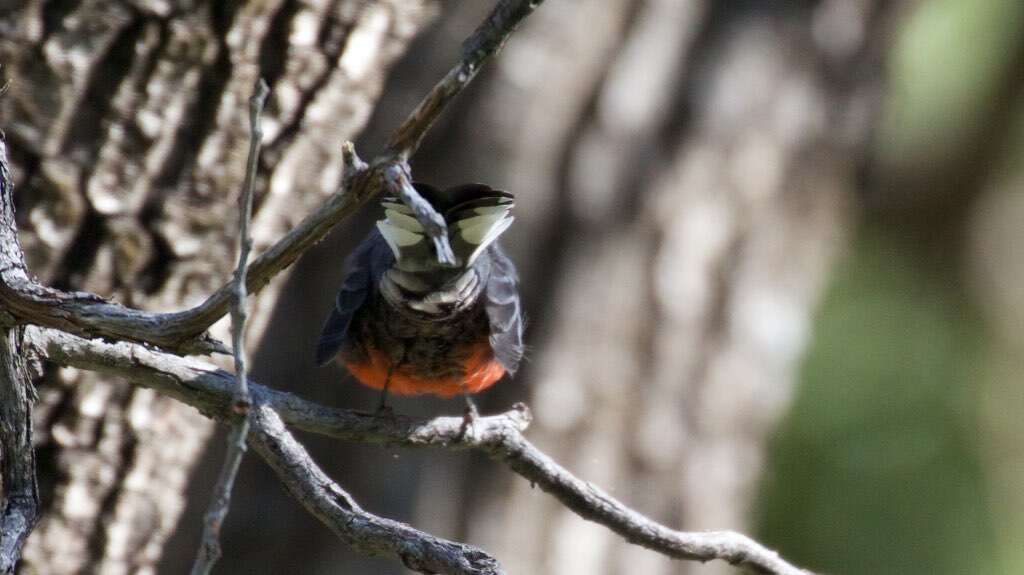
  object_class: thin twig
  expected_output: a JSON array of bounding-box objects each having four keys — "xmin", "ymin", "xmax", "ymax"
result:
[
  {"xmin": 229, "ymin": 78, "xmax": 268, "ymax": 411},
  {"xmin": 377, "ymin": 0, "xmax": 548, "ymax": 261},
  {"xmin": 190, "ymin": 78, "xmax": 269, "ymax": 575},
  {"xmin": 28, "ymin": 326, "xmax": 811, "ymax": 575},
  {"xmin": 0, "ymin": 137, "xmax": 39, "ymax": 575},
  {"xmin": 387, "ymin": 0, "xmax": 546, "ymax": 158}
]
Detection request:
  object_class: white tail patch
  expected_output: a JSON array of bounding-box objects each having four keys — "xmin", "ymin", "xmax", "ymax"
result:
[
  {"xmin": 377, "ymin": 188, "xmax": 514, "ymax": 269},
  {"xmin": 377, "ymin": 200, "xmax": 428, "ymax": 262},
  {"xmin": 381, "ymin": 201, "xmax": 413, "ymax": 213},
  {"xmin": 450, "ymin": 199, "xmax": 514, "ymax": 266},
  {"xmin": 457, "ymin": 214, "xmax": 514, "ymax": 265},
  {"xmin": 456, "ymin": 212, "xmax": 509, "ymax": 242},
  {"xmin": 377, "ymin": 220, "xmax": 423, "ymax": 261},
  {"xmin": 385, "ymin": 208, "xmax": 424, "ymax": 232}
]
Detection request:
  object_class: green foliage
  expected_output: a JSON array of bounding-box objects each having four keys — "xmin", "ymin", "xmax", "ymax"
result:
[
  {"xmin": 878, "ymin": 0, "xmax": 1024, "ymax": 165},
  {"xmin": 756, "ymin": 233, "xmax": 997, "ymax": 575}
]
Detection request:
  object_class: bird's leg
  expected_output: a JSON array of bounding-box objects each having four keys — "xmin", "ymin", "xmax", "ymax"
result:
[
  {"xmin": 459, "ymin": 381, "xmax": 479, "ymax": 439},
  {"xmin": 462, "ymin": 392, "xmax": 479, "ymax": 421},
  {"xmin": 377, "ymin": 345, "xmax": 408, "ymax": 416},
  {"xmin": 376, "ymin": 362, "xmax": 395, "ymax": 415}
]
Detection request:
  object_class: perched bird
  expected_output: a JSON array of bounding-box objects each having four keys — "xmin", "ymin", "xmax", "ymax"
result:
[{"xmin": 315, "ymin": 183, "xmax": 524, "ymax": 411}]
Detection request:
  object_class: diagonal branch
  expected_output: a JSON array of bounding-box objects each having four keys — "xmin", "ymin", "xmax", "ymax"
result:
[
  {"xmin": 0, "ymin": 3, "xmax": 548, "ymax": 568},
  {"xmin": 26, "ymin": 326, "xmax": 811, "ymax": 575},
  {"xmin": 249, "ymin": 407, "xmax": 503, "ymax": 575},
  {"xmin": 0, "ymin": 0, "xmax": 545, "ymax": 355},
  {"xmin": 387, "ymin": 0, "xmax": 546, "ymax": 158}
]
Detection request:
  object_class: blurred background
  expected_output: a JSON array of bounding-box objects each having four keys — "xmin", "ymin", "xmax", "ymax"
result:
[{"xmin": 2, "ymin": 0, "xmax": 1022, "ymax": 574}]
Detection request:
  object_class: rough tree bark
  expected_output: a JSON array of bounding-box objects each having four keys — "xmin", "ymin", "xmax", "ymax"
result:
[{"xmin": 0, "ymin": 1, "xmax": 435, "ymax": 572}]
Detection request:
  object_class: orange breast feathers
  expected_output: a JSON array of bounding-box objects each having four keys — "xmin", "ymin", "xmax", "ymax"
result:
[{"xmin": 342, "ymin": 342, "xmax": 506, "ymax": 398}]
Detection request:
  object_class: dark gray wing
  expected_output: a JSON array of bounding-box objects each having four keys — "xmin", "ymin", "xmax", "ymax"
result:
[
  {"xmin": 483, "ymin": 244, "xmax": 524, "ymax": 374},
  {"xmin": 315, "ymin": 230, "xmax": 393, "ymax": 366}
]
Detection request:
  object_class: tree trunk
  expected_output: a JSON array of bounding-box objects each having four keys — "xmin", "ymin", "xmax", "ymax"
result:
[{"xmin": 0, "ymin": 1, "xmax": 434, "ymax": 572}]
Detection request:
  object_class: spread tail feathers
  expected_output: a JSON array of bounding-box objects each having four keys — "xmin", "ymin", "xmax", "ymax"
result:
[{"xmin": 377, "ymin": 184, "xmax": 514, "ymax": 271}]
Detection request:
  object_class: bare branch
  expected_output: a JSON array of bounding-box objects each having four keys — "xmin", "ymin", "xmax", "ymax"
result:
[
  {"xmin": 249, "ymin": 407, "xmax": 503, "ymax": 575},
  {"xmin": 191, "ymin": 78, "xmax": 269, "ymax": 575},
  {"xmin": 0, "ymin": 0, "xmax": 546, "ymax": 355},
  {"xmin": 0, "ymin": 136, "xmax": 39, "ymax": 575},
  {"xmin": 27, "ymin": 326, "xmax": 502, "ymax": 574},
  {"xmin": 0, "ymin": 282, "xmax": 225, "ymax": 354},
  {"xmin": 2, "ymin": 3, "xmax": 808, "ymax": 574},
  {"xmin": 229, "ymin": 77, "xmax": 269, "ymax": 411},
  {"xmin": 166, "ymin": 0, "xmax": 553, "ymax": 324},
  {"xmin": 26, "ymin": 326, "xmax": 810, "ymax": 575},
  {"xmin": 387, "ymin": 0, "xmax": 547, "ymax": 158},
  {"xmin": 476, "ymin": 432, "xmax": 808, "ymax": 575}
]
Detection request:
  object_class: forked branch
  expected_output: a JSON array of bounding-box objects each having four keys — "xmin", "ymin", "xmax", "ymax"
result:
[
  {"xmin": 0, "ymin": 0, "xmax": 549, "ymax": 354},
  {"xmin": 0, "ymin": 1, "xmax": 814, "ymax": 574},
  {"xmin": 28, "ymin": 326, "xmax": 810, "ymax": 575}
]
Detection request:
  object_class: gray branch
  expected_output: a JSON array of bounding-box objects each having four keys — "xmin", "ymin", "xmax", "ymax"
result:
[
  {"xmin": 0, "ymin": 2, "xmax": 543, "ymax": 353},
  {"xmin": 249, "ymin": 406, "xmax": 503, "ymax": 575},
  {"xmin": 191, "ymin": 78, "xmax": 269, "ymax": 575},
  {"xmin": 28, "ymin": 326, "xmax": 503, "ymax": 575},
  {"xmin": 27, "ymin": 326, "xmax": 810, "ymax": 575},
  {"xmin": 1, "ymin": 2, "xmax": 813, "ymax": 574},
  {"xmin": 376, "ymin": 0, "xmax": 549, "ymax": 264},
  {"xmin": 387, "ymin": 0, "xmax": 547, "ymax": 158}
]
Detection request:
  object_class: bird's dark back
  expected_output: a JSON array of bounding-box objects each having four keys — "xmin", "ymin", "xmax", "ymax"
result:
[{"xmin": 315, "ymin": 184, "xmax": 524, "ymax": 384}]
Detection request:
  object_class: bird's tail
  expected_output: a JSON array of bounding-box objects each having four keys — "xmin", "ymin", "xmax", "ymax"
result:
[{"xmin": 376, "ymin": 184, "xmax": 514, "ymax": 272}]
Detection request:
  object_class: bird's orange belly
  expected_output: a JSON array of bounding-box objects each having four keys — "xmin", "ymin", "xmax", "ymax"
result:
[{"xmin": 342, "ymin": 343, "xmax": 506, "ymax": 397}]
